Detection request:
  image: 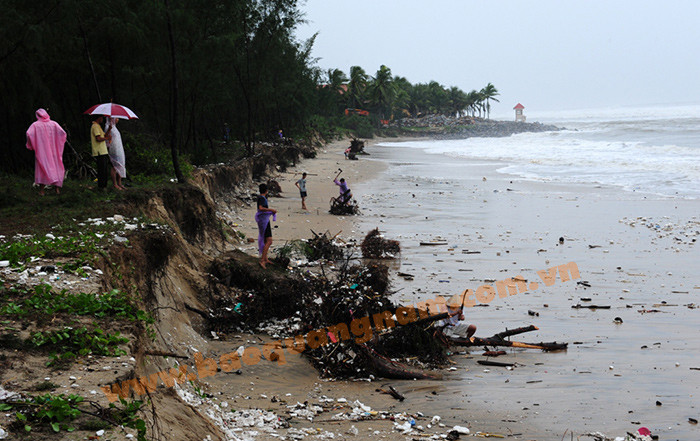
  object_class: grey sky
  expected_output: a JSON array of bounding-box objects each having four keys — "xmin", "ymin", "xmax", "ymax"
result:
[{"xmin": 295, "ymin": 0, "xmax": 700, "ymax": 116}]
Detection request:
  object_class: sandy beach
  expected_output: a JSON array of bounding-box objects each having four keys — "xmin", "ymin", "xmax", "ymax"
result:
[
  {"xmin": 230, "ymin": 135, "xmax": 699, "ymax": 439},
  {"xmin": 350, "ymin": 141, "xmax": 700, "ymax": 439},
  {"xmin": 184, "ymin": 135, "xmax": 699, "ymax": 440},
  {"xmin": 237, "ymin": 139, "xmax": 386, "ymax": 254}
]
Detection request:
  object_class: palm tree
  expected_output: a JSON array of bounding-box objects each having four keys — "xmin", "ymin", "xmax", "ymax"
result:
[
  {"xmin": 369, "ymin": 65, "xmax": 395, "ymax": 119},
  {"xmin": 324, "ymin": 68, "xmax": 348, "ymax": 113},
  {"xmin": 392, "ymin": 76, "xmax": 413, "ymax": 117},
  {"xmin": 347, "ymin": 65, "xmax": 368, "ymax": 109},
  {"xmin": 448, "ymin": 86, "xmax": 468, "ymax": 117},
  {"xmin": 465, "ymin": 90, "xmax": 481, "ymax": 117},
  {"xmin": 480, "ymin": 83, "xmax": 500, "ymax": 119},
  {"xmin": 327, "ymin": 68, "xmax": 348, "ymax": 93}
]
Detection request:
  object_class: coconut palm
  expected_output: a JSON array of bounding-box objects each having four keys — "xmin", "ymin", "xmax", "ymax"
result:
[
  {"xmin": 369, "ymin": 65, "xmax": 395, "ymax": 119},
  {"xmin": 392, "ymin": 76, "xmax": 413, "ymax": 117},
  {"xmin": 480, "ymin": 82, "xmax": 500, "ymax": 119},
  {"xmin": 465, "ymin": 90, "xmax": 481, "ymax": 117},
  {"xmin": 347, "ymin": 65, "xmax": 368, "ymax": 109}
]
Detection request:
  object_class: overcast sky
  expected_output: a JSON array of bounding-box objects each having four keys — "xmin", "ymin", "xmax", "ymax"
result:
[{"xmin": 294, "ymin": 0, "xmax": 700, "ymax": 117}]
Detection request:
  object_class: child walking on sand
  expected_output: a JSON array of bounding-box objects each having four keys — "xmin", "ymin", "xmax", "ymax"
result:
[{"xmin": 295, "ymin": 172, "xmax": 308, "ymax": 210}]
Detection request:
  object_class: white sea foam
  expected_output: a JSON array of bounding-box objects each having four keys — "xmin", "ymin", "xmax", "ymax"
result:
[{"xmin": 380, "ymin": 105, "xmax": 700, "ymax": 198}]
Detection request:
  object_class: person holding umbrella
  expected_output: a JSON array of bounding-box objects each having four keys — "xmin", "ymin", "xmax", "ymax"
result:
[
  {"xmin": 91, "ymin": 115, "xmax": 112, "ymax": 189},
  {"xmin": 84, "ymin": 103, "xmax": 138, "ymax": 190},
  {"xmin": 105, "ymin": 117, "xmax": 126, "ymax": 190}
]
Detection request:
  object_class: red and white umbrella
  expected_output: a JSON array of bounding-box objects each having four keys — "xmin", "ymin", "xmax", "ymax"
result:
[{"xmin": 83, "ymin": 103, "xmax": 139, "ymax": 120}]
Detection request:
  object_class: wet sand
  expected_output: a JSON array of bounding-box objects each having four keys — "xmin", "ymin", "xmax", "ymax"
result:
[
  {"xmin": 237, "ymin": 139, "xmax": 386, "ymax": 252},
  {"xmin": 222, "ymin": 137, "xmax": 699, "ymax": 440},
  {"xmin": 351, "ymin": 142, "xmax": 700, "ymax": 439},
  {"xmin": 223, "ymin": 139, "xmax": 529, "ymax": 439}
]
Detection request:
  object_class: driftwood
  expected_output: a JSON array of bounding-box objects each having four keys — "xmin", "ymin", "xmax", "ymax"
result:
[
  {"xmin": 483, "ymin": 350, "xmax": 506, "ymax": 357},
  {"xmin": 572, "ymin": 304, "xmax": 610, "ymax": 309},
  {"xmin": 376, "ymin": 386, "xmax": 405, "ymax": 401},
  {"xmin": 411, "ymin": 311, "xmax": 449, "ymax": 328},
  {"xmin": 448, "ymin": 325, "xmax": 568, "ymax": 351},
  {"xmin": 361, "ymin": 345, "xmax": 441, "ymax": 380},
  {"xmin": 477, "ymin": 360, "xmax": 515, "ymax": 367}
]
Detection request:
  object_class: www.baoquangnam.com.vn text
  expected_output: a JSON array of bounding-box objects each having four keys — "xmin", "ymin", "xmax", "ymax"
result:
[{"xmin": 101, "ymin": 261, "xmax": 580, "ymax": 401}]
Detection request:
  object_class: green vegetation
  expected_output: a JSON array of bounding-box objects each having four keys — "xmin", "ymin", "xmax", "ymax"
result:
[
  {"xmin": 0, "ymin": 284, "xmax": 153, "ymax": 323},
  {"xmin": 30, "ymin": 325, "xmax": 129, "ymax": 358},
  {"xmin": 0, "ymin": 394, "xmax": 147, "ymax": 439},
  {"xmin": 110, "ymin": 397, "xmax": 148, "ymax": 441},
  {"xmin": 0, "ymin": 2, "xmax": 499, "ymax": 188},
  {"xmin": 0, "ymin": 283, "xmax": 154, "ymax": 366},
  {"xmin": 0, "ymin": 393, "xmax": 83, "ymax": 433},
  {"xmin": 0, "ymin": 232, "xmax": 105, "ymax": 268}
]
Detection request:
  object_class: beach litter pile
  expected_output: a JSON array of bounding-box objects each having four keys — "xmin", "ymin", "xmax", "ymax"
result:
[
  {"xmin": 360, "ymin": 228, "xmax": 401, "ymax": 259},
  {"xmin": 305, "ymin": 230, "xmax": 345, "ymax": 262},
  {"xmin": 348, "ymin": 138, "xmax": 367, "ymax": 155},
  {"xmin": 266, "ymin": 179, "xmax": 282, "ymax": 197},
  {"xmin": 205, "ymin": 246, "xmax": 450, "ymax": 379},
  {"xmin": 329, "ymin": 198, "xmax": 360, "ymax": 216}
]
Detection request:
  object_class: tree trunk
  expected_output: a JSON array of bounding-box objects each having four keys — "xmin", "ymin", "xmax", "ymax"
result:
[
  {"xmin": 78, "ymin": 18, "xmax": 101, "ymax": 102},
  {"xmin": 164, "ymin": 0, "xmax": 185, "ymax": 183}
]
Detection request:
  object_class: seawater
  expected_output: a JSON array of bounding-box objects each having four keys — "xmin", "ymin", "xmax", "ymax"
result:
[
  {"xmin": 352, "ymin": 107, "xmax": 700, "ymax": 438},
  {"xmin": 381, "ymin": 104, "xmax": 700, "ymax": 198}
]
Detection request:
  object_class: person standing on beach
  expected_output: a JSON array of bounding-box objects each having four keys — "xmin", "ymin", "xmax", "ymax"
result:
[
  {"xmin": 25, "ymin": 108, "xmax": 67, "ymax": 196},
  {"xmin": 255, "ymin": 183, "xmax": 277, "ymax": 268},
  {"xmin": 295, "ymin": 172, "xmax": 308, "ymax": 210},
  {"xmin": 333, "ymin": 170, "xmax": 352, "ymax": 204},
  {"xmin": 90, "ymin": 115, "xmax": 112, "ymax": 189},
  {"xmin": 105, "ymin": 117, "xmax": 126, "ymax": 190}
]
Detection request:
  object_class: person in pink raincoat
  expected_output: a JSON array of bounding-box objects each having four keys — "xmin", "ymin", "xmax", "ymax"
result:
[{"xmin": 26, "ymin": 108, "xmax": 67, "ymax": 195}]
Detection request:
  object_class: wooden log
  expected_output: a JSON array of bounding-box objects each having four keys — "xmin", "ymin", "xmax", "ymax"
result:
[
  {"xmin": 449, "ymin": 336, "xmax": 567, "ymax": 351},
  {"xmin": 376, "ymin": 386, "xmax": 405, "ymax": 401},
  {"xmin": 477, "ymin": 360, "xmax": 515, "ymax": 367},
  {"xmin": 572, "ymin": 304, "xmax": 611, "ymax": 309},
  {"xmin": 494, "ymin": 325, "xmax": 538, "ymax": 340}
]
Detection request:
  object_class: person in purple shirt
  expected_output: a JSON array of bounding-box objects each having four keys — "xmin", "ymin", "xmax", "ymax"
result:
[
  {"xmin": 255, "ymin": 183, "xmax": 277, "ymax": 268},
  {"xmin": 333, "ymin": 170, "xmax": 352, "ymax": 204}
]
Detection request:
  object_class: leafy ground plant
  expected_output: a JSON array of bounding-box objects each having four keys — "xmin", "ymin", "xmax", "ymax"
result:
[
  {"xmin": 29, "ymin": 325, "xmax": 129, "ymax": 363},
  {"xmin": 1, "ymin": 284, "xmax": 153, "ymax": 323},
  {"xmin": 0, "ymin": 394, "xmax": 147, "ymax": 439},
  {"xmin": 0, "ymin": 393, "xmax": 83, "ymax": 433},
  {"xmin": 0, "ymin": 232, "xmax": 105, "ymax": 267}
]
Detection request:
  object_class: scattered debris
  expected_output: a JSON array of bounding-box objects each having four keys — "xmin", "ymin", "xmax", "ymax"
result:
[
  {"xmin": 447, "ymin": 325, "xmax": 567, "ymax": 351},
  {"xmin": 360, "ymin": 228, "xmax": 401, "ymax": 259},
  {"xmin": 330, "ymin": 197, "xmax": 360, "ymax": 215},
  {"xmin": 482, "ymin": 351, "xmax": 506, "ymax": 357},
  {"xmin": 306, "ymin": 230, "xmax": 345, "ymax": 261},
  {"xmin": 477, "ymin": 360, "xmax": 515, "ymax": 368},
  {"xmin": 376, "ymin": 385, "xmax": 405, "ymax": 401},
  {"xmin": 572, "ymin": 304, "xmax": 611, "ymax": 309},
  {"xmin": 421, "ymin": 241, "xmax": 448, "ymax": 246},
  {"xmin": 266, "ymin": 179, "xmax": 282, "ymax": 196}
]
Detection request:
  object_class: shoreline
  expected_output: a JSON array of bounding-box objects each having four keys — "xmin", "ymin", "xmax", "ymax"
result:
[
  {"xmin": 351, "ymin": 140, "xmax": 700, "ymax": 440},
  {"xmin": 238, "ymin": 137, "xmax": 396, "ymax": 256},
  {"xmin": 2, "ymin": 132, "xmax": 696, "ymax": 440}
]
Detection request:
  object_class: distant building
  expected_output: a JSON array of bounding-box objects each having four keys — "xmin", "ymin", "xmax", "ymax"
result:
[{"xmin": 513, "ymin": 103, "xmax": 526, "ymax": 122}]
